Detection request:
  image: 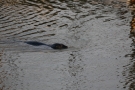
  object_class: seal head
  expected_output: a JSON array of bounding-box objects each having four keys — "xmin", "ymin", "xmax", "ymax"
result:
[{"xmin": 51, "ymin": 43, "xmax": 68, "ymax": 49}]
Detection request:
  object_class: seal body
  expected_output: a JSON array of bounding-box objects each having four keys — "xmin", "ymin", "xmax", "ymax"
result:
[
  {"xmin": 24, "ymin": 41, "xmax": 68, "ymax": 49},
  {"xmin": 24, "ymin": 41, "xmax": 46, "ymax": 46}
]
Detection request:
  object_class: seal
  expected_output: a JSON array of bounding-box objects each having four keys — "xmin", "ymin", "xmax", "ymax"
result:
[{"xmin": 24, "ymin": 41, "xmax": 68, "ymax": 49}]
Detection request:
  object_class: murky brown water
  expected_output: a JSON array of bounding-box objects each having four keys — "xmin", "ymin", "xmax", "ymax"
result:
[{"xmin": 0, "ymin": 0, "xmax": 135, "ymax": 90}]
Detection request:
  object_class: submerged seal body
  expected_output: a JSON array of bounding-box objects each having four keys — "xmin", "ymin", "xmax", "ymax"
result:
[
  {"xmin": 24, "ymin": 41, "xmax": 68, "ymax": 49},
  {"xmin": 24, "ymin": 41, "xmax": 46, "ymax": 46}
]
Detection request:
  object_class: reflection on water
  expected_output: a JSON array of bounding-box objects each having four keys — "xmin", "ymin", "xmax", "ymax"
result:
[
  {"xmin": 130, "ymin": 15, "xmax": 135, "ymax": 34},
  {"xmin": 123, "ymin": 0, "xmax": 135, "ymax": 90},
  {"xmin": 67, "ymin": 51, "xmax": 86, "ymax": 90},
  {"xmin": 128, "ymin": 0, "xmax": 135, "ymax": 7},
  {"xmin": 0, "ymin": 0, "xmax": 134, "ymax": 90}
]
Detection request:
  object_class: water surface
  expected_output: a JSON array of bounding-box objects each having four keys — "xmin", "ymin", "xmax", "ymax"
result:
[{"xmin": 0, "ymin": 0, "xmax": 135, "ymax": 90}]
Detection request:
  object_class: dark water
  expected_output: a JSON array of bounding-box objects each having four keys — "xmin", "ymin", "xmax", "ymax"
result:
[{"xmin": 1, "ymin": 0, "xmax": 135, "ymax": 90}]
